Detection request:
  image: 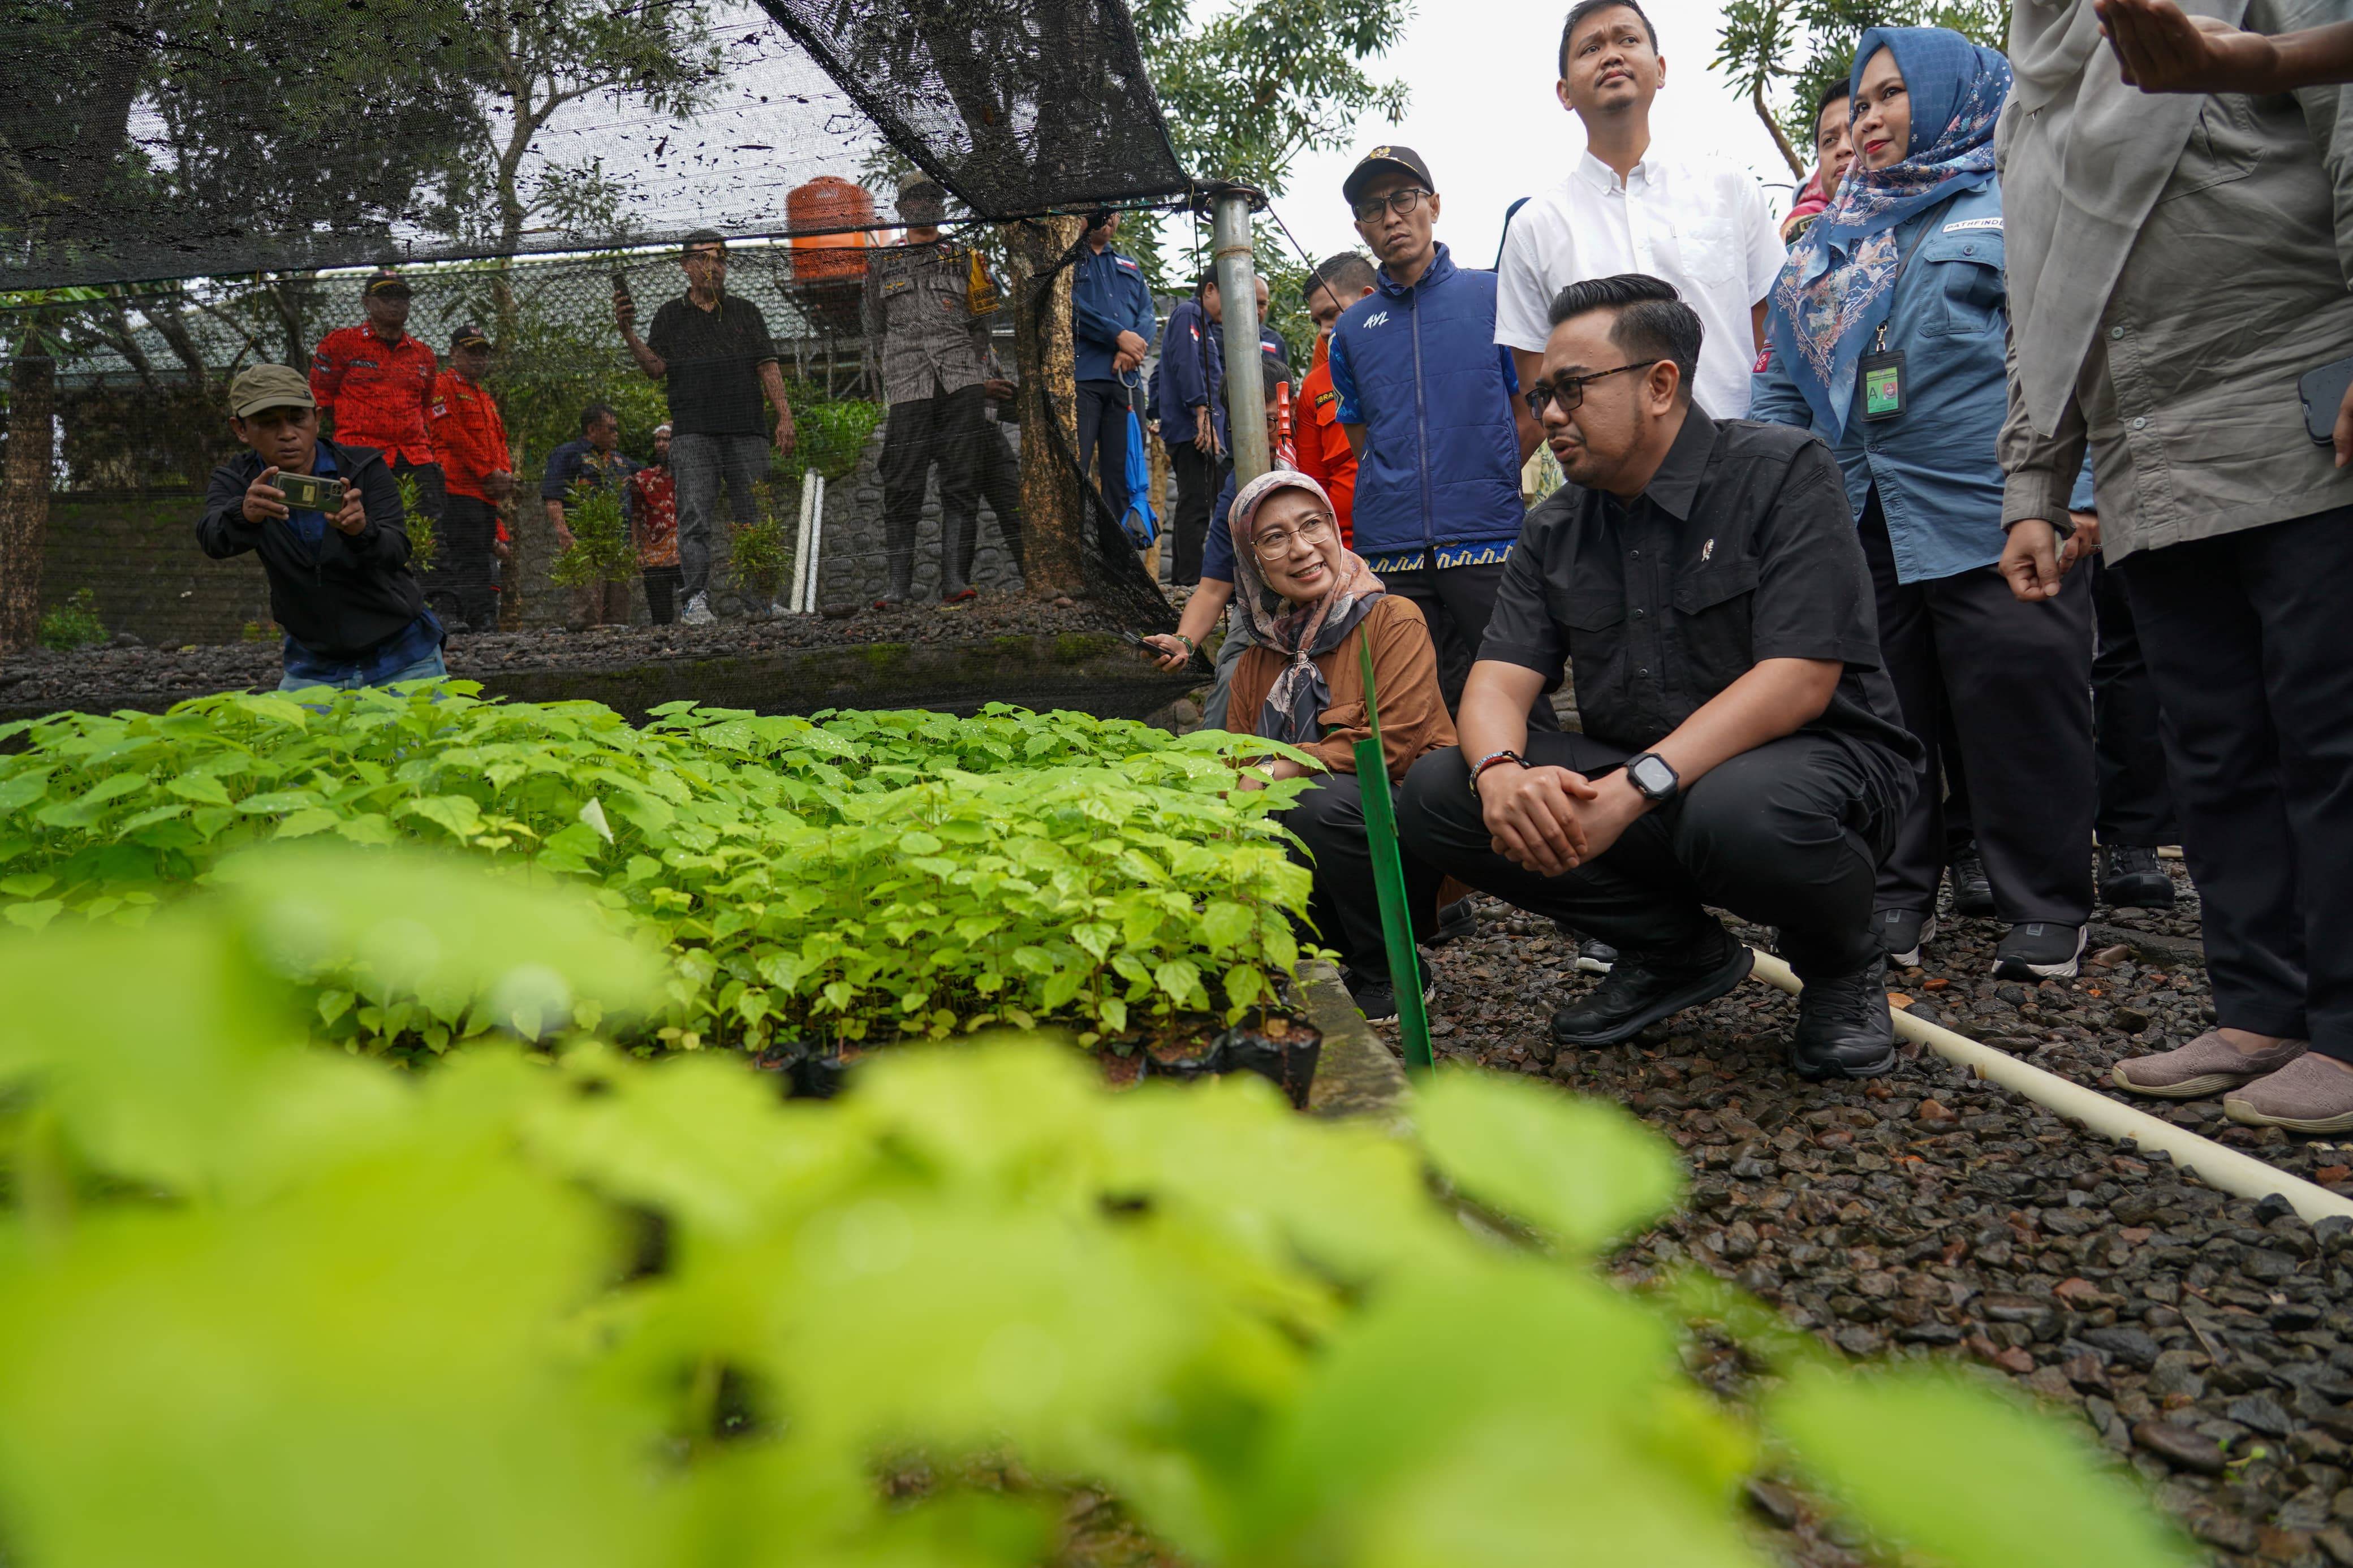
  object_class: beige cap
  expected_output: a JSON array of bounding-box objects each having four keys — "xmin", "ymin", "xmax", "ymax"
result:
[{"xmin": 227, "ymin": 364, "xmax": 316, "ymax": 418}]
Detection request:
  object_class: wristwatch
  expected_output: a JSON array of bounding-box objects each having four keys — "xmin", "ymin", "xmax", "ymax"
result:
[{"xmin": 1623, "ymin": 752, "xmax": 1680, "ymax": 806}]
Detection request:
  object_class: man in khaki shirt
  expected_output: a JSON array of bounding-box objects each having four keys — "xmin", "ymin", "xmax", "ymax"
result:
[{"xmin": 1996, "ymin": 0, "xmax": 2353, "ymax": 1131}]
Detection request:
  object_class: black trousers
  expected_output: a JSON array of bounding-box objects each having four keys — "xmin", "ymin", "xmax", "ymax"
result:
[
  {"xmin": 878, "ymin": 383, "xmax": 988, "ymax": 600},
  {"xmin": 976, "ymin": 415, "xmax": 1026, "ymax": 578},
  {"xmin": 1400, "ymin": 731, "xmax": 1895, "ymax": 980},
  {"xmin": 2091, "ymin": 554, "xmax": 2178, "ymax": 846},
  {"xmin": 1860, "ymin": 498, "xmax": 2095, "ymax": 925},
  {"xmin": 1279, "ymin": 771, "xmax": 1444, "ymax": 976},
  {"xmin": 1076, "ymin": 379, "xmax": 1135, "ymax": 529},
  {"xmin": 1382, "ymin": 560, "xmax": 1562, "ymax": 731},
  {"xmin": 1168, "ymin": 440, "xmax": 1219, "ymax": 586},
  {"xmin": 2121, "ymin": 507, "xmax": 2353, "ymax": 1060},
  {"xmin": 644, "ymin": 565, "xmax": 683, "ymax": 625},
  {"xmin": 429, "ymin": 493, "xmax": 499, "ymax": 633}
]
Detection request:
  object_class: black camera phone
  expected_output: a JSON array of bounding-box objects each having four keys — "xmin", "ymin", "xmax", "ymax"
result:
[
  {"xmin": 610, "ymin": 268, "xmax": 632, "ymax": 303},
  {"xmin": 2299, "ymin": 355, "xmax": 2353, "ymax": 444}
]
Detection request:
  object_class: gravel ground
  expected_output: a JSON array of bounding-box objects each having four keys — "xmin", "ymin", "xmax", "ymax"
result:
[
  {"xmin": 1410, "ymin": 860, "xmax": 2353, "ymax": 1567},
  {"xmin": 0, "ymin": 589, "xmax": 1136, "ymax": 715}
]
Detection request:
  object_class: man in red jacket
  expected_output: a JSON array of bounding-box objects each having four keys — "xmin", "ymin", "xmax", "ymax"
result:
[
  {"xmin": 311, "ymin": 270, "xmax": 443, "ymax": 525},
  {"xmin": 427, "ymin": 323, "xmax": 511, "ymax": 633},
  {"xmin": 1295, "ymin": 253, "xmax": 1376, "ymax": 546}
]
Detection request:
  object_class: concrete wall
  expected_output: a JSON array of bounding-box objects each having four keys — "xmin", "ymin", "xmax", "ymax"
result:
[{"xmin": 41, "ymin": 491, "xmax": 274, "ymax": 649}]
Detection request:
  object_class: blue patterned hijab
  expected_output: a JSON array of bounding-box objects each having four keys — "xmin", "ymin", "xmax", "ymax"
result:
[{"xmin": 1767, "ymin": 27, "xmax": 2012, "ymax": 435}]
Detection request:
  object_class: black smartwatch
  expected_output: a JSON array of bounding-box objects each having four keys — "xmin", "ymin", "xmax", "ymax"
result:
[{"xmin": 1623, "ymin": 752, "xmax": 1680, "ymax": 805}]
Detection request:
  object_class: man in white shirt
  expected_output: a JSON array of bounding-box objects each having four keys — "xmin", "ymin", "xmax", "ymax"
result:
[{"xmin": 1495, "ymin": 0, "xmax": 1786, "ymax": 419}]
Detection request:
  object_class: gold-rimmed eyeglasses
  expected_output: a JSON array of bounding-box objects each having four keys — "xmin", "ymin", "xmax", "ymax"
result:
[{"xmin": 1253, "ymin": 513, "xmax": 1335, "ymax": 559}]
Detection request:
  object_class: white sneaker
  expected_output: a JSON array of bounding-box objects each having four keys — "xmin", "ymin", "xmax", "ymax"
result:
[{"xmin": 680, "ymin": 593, "xmax": 716, "ymax": 626}]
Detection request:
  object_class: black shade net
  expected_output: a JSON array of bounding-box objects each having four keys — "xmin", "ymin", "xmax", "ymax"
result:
[
  {"xmin": 0, "ymin": 0, "xmax": 1199, "ymax": 722},
  {"xmin": 1, "ymin": 0, "xmax": 1191, "ymax": 292}
]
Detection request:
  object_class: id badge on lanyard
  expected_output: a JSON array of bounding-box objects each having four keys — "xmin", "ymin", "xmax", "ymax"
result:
[
  {"xmin": 1859, "ymin": 206, "xmax": 1946, "ymax": 424},
  {"xmin": 1860, "ymin": 325, "xmax": 1904, "ymax": 422}
]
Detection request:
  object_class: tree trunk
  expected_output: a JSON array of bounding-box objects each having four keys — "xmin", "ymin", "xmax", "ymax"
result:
[
  {"xmin": 1753, "ymin": 76, "xmax": 1808, "ymax": 180},
  {"xmin": 1, "ymin": 353, "xmax": 57, "ymax": 651},
  {"xmin": 1007, "ymin": 215, "xmax": 1085, "ymax": 598}
]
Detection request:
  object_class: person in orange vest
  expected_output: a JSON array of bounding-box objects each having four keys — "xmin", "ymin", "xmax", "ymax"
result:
[
  {"xmin": 1295, "ymin": 253, "xmax": 1377, "ymax": 546},
  {"xmin": 426, "ymin": 323, "xmax": 511, "ymax": 633},
  {"xmin": 310, "ymin": 270, "xmax": 443, "ymax": 525}
]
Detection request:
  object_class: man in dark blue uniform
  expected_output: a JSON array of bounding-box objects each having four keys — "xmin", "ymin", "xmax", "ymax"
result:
[{"xmin": 1071, "ymin": 210, "xmax": 1158, "ymax": 533}]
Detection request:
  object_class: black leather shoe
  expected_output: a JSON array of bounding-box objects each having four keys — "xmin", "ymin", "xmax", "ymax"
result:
[
  {"xmin": 2099, "ymin": 844, "xmax": 2176, "ymax": 910},
  {"xmin": 1550, "ymin": 929, "xmax": 1752, "ymax": 1047},
  {"xmin": 1428, "ymin": 899, "xmax": 1478, "ymax": 947},
  {"xmin": 1344, "ymin": 966, "xmax": 1433, "ymax": 1023},
  {"xmin": 1947, "ymin": 841, "xmax": 1996, "ymax": 918},
  {"xmin": 1790, "ymin": 963, "xmax": 1898, "ymax": 1080}
]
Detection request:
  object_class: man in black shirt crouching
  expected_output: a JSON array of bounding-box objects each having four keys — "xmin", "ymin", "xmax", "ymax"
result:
[{"xmin": 1397, "ymin": 275, "xmax": 1919, "ymax": 1079}]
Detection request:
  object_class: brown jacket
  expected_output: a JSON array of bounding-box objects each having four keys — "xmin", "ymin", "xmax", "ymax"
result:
[{"xmin": 1226, "ymin": 594, "xmax": 1456, "ymax": 782}]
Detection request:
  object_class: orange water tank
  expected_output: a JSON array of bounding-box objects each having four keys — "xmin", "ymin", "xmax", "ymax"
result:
[{"xmin": 788, "ymin": 177, "xmax": 877, "ymax": 283}]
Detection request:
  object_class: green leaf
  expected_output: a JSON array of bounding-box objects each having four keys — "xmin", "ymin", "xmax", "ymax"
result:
[
  {"xmin": 0, "ymin": 872, "xmax": 57, "ymax": 897},
  {"xmin": 317, "ymin": 988, "xmax": 355, "ymax": 1026},
  {"xmin": 1416, "ymin": 1071, "xmax": 1683, "ymax": 1254},
  {"xmin": 275, "ymin": 809, "xmax": 341, "ymax": 839},
  {"xmin": 235, "ymin": 789, "xmax": 323, "ymax": 815},
  {"xmin": 165, "ymin": 773, "xmax": 234, "ymax": 807},
  {"xmin": 5, "ymin": 899, "xmax": 64, "ymax": 930},
  {"xmin": 1769, "ymin": 1364, "xmax": 2198, "ymax": 1568},
  {"xmin": 1200, "ymin": 899, "xmax": 1254, "ymax": 949},
  {"xmin": 402, "ymin": 795, "xmax": 484, "ymax": 840}
]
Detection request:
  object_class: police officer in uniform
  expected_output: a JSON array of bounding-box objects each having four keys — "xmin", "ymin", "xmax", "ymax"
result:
[{"xmin": 864, "ymin": 178, "xmax": 1005, "ymax": 606}]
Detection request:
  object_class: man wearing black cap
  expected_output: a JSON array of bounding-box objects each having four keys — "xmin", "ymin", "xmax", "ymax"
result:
[
  {"xmin": 428, "ymin": 324, "xmax": 511, "ymax": 633},
  {"xmin": 863, "ymin": 178, "xmax": 1005, "ymax": 604},
  {"xmin": 200, "ymin": 364, "xmax": 444, "ymax": 690},
  {"xmin": 1326, "ymin": 145, "xmax": 1548, "ymax": 715},
  {"xmin": 310, "ymin": 269, "xmax": 445, "ymax": 527}
]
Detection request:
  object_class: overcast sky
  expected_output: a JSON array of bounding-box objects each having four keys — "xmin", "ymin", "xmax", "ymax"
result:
[{"xmin": 1258, "ymin": 0, "xmax": 1804, "ymax": 273}]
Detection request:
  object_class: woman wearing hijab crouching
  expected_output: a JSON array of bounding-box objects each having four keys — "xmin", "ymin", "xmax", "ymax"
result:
[
  {"xmin": 1218, "ymin": 470, "xmax": 1456, "ymax": 1021},
  {"xmin": 1751, "ymin": 27, "xmax": 2096, "ymax": 983}
]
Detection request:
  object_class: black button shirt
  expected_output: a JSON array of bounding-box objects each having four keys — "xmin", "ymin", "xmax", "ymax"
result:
[
  {"xmin": 1481, "ymin": 410, "xmax": 1921, "ymax": 801},
  {"xmin": 647, "ymin": 292, "xmax": 779, "ymax": 438}
]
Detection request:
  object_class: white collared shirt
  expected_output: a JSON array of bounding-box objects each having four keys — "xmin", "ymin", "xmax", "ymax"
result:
[{"xmin": 1494, "ymin": 147, "xmax": 1787, "ymax": 419}]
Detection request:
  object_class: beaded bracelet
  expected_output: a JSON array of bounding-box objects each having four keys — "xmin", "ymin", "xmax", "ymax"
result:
[{"xmin": 1467, "ymin": 749, "xmax": 1525, "ymax": 797}]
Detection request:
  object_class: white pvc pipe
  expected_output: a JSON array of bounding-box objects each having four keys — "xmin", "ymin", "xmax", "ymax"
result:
[
  {"xmin": 791, "ymin": 473, "xmax": 816, "ymax": 612},
  {"xmin": 805, "ymin": 473, "xmax": 825, "ymax": 612},
  {"xmin": 1747, "ymin": 948, "xmax": 2353, "ymax": 1224}
]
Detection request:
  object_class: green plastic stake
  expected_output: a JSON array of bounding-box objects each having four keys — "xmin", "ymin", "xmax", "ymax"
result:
[{"xmin": 1354, "ymin": 635, "xmax": 1435, "ymax": 1074}]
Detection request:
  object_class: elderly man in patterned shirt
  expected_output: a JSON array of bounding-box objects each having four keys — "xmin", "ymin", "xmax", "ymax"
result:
[{"xmin": 864, "ymin": 178, "xmax": 1005, "ymax": 607}]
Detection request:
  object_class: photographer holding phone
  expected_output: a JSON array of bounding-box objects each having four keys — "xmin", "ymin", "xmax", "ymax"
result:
[
  {"xmin": 198, "ymin": 364, "xmax": 443, "ymax": 692},
  {"xmin": 1996, "ymin": 0, "xmax": 2353, "ymax": 1130}
]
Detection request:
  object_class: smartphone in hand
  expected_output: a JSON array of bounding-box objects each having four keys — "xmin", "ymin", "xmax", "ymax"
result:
[{"xmin": 274, "ymin": 471, "xmax": 346, "ymax": 511}]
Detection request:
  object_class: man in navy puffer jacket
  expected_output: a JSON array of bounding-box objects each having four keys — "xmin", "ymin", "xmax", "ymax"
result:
[{"xmin": 1328, "ymin": 145, "xmax": 1549, "ymax": 719}]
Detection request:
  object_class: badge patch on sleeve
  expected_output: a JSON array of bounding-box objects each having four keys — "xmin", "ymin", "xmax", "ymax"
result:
[{"xmin": 1752, "ymin": 347, "xmax": 1772, "ymax": 374}]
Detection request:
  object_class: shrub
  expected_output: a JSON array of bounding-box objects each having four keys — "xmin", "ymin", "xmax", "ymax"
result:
[
  {"xmin": 0, "ymin": 848, "xmax": 2196, "ymax": 1568},
  {"xmin": 547, "ymin": 482, "xmax": 637, "ymax": 589},
  {"xmin": 35, "ymin": 588, "xmax": 106, "ymax": 651}
]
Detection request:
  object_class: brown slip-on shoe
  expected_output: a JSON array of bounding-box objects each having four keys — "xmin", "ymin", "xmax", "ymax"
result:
[
  {"xmin": 2110, "ymin": 1031, "xmax": 2308, "ymax": 1099},
  {"xmin": 2223, "ymin": 1053, "xmax": 2353, "ymax": 1134}
]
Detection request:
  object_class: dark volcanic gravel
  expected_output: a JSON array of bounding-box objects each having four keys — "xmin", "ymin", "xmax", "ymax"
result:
[
  {"xmin": 1412, "ymin": 860, "xmax": 2353, "ymax": 1567},
  {"xmin": 0, "ymin": 588, "xmax": 1141, "ymax": 716}
]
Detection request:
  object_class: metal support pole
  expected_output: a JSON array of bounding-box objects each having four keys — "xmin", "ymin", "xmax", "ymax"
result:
[{"xmin": 1211, "ymin": 188, "xmax": 1269, "ymax": 488}]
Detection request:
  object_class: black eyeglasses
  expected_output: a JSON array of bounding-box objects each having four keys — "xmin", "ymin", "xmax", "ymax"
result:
[
  {"xmin": 1350, "ymin": 187, "xmax": 1431, "ymax": 223},
  {"xmin": 1523, "ymin": 359, "xmax": 1664, "ymax": 416}
]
